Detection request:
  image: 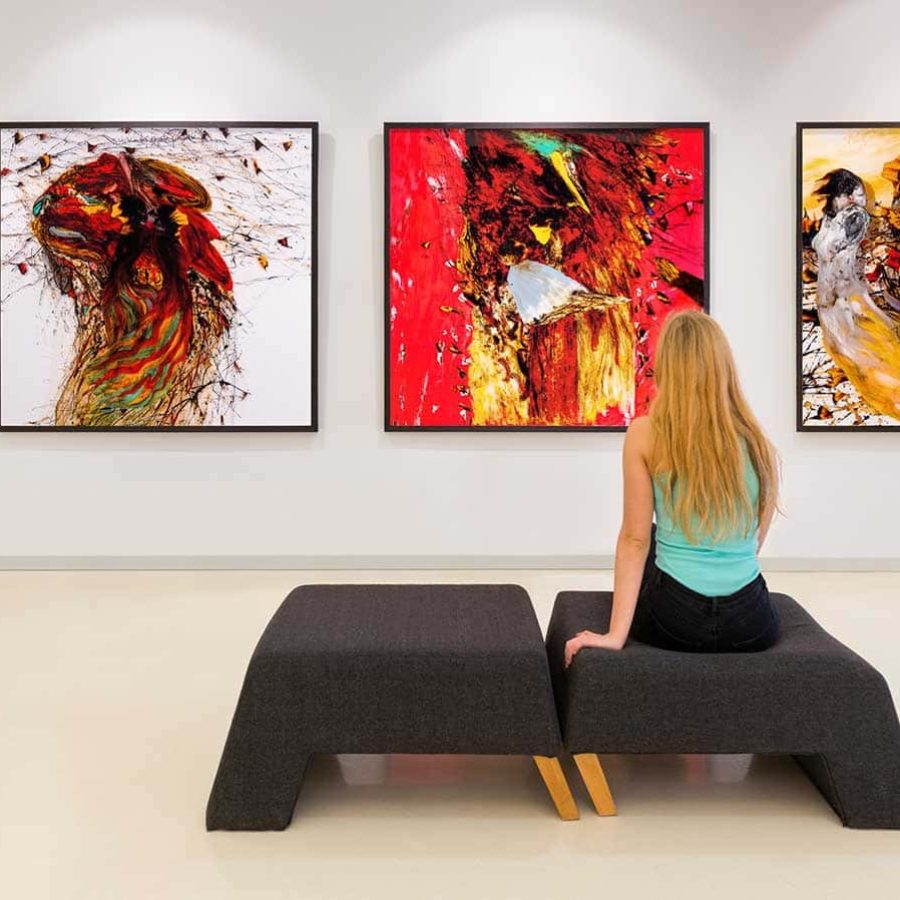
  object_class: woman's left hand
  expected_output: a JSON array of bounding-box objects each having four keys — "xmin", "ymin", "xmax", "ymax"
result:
[{"xmin": 564, "ymin": 630, "xmax": 624, "ymax": 667}]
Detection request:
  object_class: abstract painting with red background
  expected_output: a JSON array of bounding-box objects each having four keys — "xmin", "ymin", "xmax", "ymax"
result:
[{"xmin": 386, "ymin": 124, "xmax": 708, "ymax": 429}]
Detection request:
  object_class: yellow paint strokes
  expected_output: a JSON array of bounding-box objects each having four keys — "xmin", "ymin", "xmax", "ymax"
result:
[
  {"xmin": 820, "ymin": 292, "xmax": 900, "ymax": 420},
  {"xmin": 549, "ymin": 150, "xmax": 590, "ymax": 213},
  {"xmin": 467, "ymin": 306, "xmax": 528, "ymax": 426},
  {"xmin": 456, "ymin": 219, "xmax": 477, "ymax": 285},
  {"xmin": 79, "ymin": 202, "xmax": 109, "ymax": 216},
  {"xmin": 170, "ymin": 210, "xmax": 189, "ymax": 228},
  {"xmin": 529, "ymin": 224, "xmax": 552, "ymax": 245},
  {"xmin": 655, "ymin": 258, "xmax": 678, "ymax": 283},
  {"xmin": 575, "ymin": 296, "xmax": 635, "ymax": 422},
  {"xmin": 802, "ymin": 128, "xmax": 900, "ymax": 212},
  {"xmin": 108, "ymin": 201, "xmax": 132, "ymax": 234},
  {"xmin": 581, "ymin": 255, "xmax": 632, "ymax": 299},
  {"xmin": 530, "ymin": 293, "xmax": 634, "ymax": 423}
]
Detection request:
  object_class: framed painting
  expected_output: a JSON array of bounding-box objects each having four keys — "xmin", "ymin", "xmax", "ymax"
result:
[
  {"xmin": 0, "ymin": 121, "xmax": 317, "ymax": 431},
  {"xmin": 384, "ymin": 122, "xmax": 709, "ymax": 431},
  {"xmin": 797, "ymin": 123, "xmax": 900, "ymax": 431}
]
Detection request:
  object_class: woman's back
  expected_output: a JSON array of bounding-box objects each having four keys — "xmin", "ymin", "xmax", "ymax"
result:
[{"xmin": 652, "ymin": 452, "xmax": 761, "ymax": 597}]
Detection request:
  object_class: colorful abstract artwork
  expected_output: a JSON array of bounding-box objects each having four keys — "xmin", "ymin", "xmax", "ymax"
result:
[
  {"xmin": 798, "ymin": 124, "xmax": 900, "ymax": 430},
  {"xmin": 385, "ymin": 123, "xmax": 708, "ymax": 430},
  {"xmin": 1, "ymin": 122, "xmax": 317, "ymax": 430}
]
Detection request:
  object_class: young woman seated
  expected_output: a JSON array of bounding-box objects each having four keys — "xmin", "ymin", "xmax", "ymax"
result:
[{"xmin": 565, "ymin": 311, "xmax": 781, "ymax": 665}]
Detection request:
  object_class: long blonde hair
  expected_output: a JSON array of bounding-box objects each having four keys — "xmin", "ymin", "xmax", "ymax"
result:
[{"xmin": 649, "ymin": 311, "xmax": 779, "ymax": 543}]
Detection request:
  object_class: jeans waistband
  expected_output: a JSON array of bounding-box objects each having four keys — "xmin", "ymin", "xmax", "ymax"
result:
[{"xmin": 657, "ymin": 568, "xmax": 766, "ymax": 606}]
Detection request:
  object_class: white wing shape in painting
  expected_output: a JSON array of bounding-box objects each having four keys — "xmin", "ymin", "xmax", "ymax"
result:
[{"xmin": 506, "ymin": 261, "xmax": 588, "ymax": 324}]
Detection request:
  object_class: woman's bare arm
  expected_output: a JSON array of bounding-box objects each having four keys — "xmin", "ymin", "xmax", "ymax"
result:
[
  {"xmin": 607, "ymin": 418, "xmax": 654, "ymax": 645},
  {"xmin": 564, "ymin": 418, "xmax": 654, "ymax": 665}
]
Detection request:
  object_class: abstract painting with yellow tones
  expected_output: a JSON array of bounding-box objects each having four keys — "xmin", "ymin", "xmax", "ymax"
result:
[
  {"xmin": 386, "ymin": 123, "xmax": 708, "ymax": 430},
  {"xmin": 798, "ymin": 123, "xmax": 900, "ymax": 430}
]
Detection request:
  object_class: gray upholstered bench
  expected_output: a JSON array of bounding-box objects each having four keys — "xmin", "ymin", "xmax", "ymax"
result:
[
  {"xmin": 545, "ymin": 591, "xmax": 900, "ymax": 829},
  {"xmin": 207, "ymin": 584, "xmax": 575, "ymax": 829}
]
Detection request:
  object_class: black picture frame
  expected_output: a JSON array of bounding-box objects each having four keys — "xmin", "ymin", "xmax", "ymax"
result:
[
  {"xmin": 0, "ymin": 120, "xmax": 319, "ymax": 433},
  {"xmin": 796, "ymin": 121, "xmax": 900, "ymax": 433},
  {"xmin": 383, "ymin": 121, "xmax": 711, "ymax": 432}
]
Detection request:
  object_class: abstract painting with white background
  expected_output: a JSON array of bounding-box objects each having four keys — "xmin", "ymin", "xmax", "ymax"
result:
[{"xmin": 1, "ymin": 124, "xmax": 315, "ymax": 429}]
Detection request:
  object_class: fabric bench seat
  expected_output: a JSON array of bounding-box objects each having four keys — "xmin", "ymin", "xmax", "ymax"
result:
[
  {"xmin": 207, "ymin": 583, "xmax": 574, "ymax": 829},
  {"xmin": 545, "ymin": 591, "xmax": 900, "ymax": 829}
]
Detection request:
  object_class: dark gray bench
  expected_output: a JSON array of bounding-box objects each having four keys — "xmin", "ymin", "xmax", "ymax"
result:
[
  {"xmin": 207, "ymin": 583, "xmax": 576, "ymax": 829},
  {"xmin": 545, "ymin": 591, "xmax": 900, "ymax": 828}
]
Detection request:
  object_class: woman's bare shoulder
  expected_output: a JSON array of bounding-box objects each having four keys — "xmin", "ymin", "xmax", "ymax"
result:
[
  {"xmin": 624, "ymin": 416, "xmax": 652, "ymax": 456},
  {"xmin": 627, "ymin": 416, "xmax": 652, "ymax": 439}
]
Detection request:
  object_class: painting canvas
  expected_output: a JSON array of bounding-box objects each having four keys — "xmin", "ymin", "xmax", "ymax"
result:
[
  {"xmin": 0, "ymin": 122, "xmax": 317, "ymax": 430},
  {"xmin": 798, "ymin": 123, "xmax": 900, "ymax": 430},
  {"xmin": 385, "ymin": 123, "xmax": 708, "ymax": 430}
]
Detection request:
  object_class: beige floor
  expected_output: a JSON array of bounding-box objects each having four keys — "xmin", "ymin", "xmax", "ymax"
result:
[{"xmin": 1, "ymin": 569, "xmax": 898, "ymax": 900}]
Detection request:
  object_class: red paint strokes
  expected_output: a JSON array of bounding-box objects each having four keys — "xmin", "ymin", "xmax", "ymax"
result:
[
  {"xmin": 180, "ymin": 207, "xmax": 233, "ymax": 292},
  {"xmin": 528, "ymin": 314, "xmax": 581, "ymax": 424},
  {"xmin": 388, "ymin": 128, "xmax": 470, "ymax": 427},
  {"xmin": 592, "ymin": 406, "xmax": 628, "ymax": 428},
  {"xmin": 631, "ymin": 127, "xmax": 706, "ymax": 418},
  {"xmin": 17, "ymin": 261, "xmax": 28, "ymax": 274}
]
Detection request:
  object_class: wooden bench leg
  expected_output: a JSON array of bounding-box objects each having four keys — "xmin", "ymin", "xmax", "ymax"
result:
[
  {"xmin": 532, "ymin": 756, "xmax": 580, "ymax": 820},
  {"xmin": 573, "ymin": 753, "xmax": 617, "ymax": 816}
]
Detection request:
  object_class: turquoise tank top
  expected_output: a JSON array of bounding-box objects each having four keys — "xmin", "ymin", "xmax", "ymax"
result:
[{"xmin": 652, "ymin": 455, "xmax": 761, "ymax": 598}]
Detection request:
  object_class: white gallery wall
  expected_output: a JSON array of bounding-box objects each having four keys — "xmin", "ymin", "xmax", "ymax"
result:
[{"xmin": 0, "ymin": 0, "xmax": 898, "ymax": 565}]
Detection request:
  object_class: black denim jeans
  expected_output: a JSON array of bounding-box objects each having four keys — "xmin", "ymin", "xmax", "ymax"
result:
[{"xmin": 630, "ymin": 530, "xmax": 780, "ymax": 653}]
